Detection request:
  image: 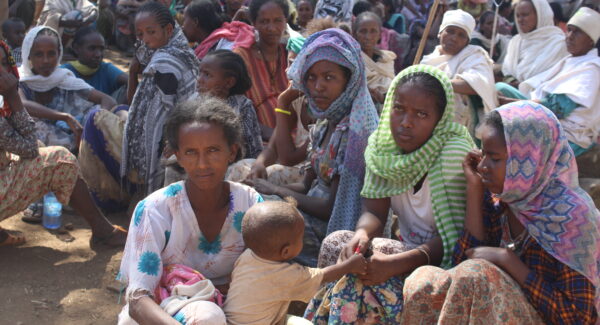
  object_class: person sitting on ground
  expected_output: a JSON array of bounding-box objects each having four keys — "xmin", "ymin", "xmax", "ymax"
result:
[
  {"xmin": 0, "ymin": 40, "xmax": 126, "ymax": 247},
  {"xmin": 381, "ymin": 0, "xmax": 406, "ymax": 35},
  {"xmin": 295, "ymin": 0, "xmax": 315, "ymax": 34},
  {"xmin": 421, "ymin": 9, "xmax": 498, "ymax": 140},
  {"xmin": 117, "ymin": 95, "xmax": 264, "ymax": 325},
  {"xmin": 494, "ymin": 7, "xmax": 600, "ymax": 178},
  {"xmin": 61, "ymin": 27, "xmax": 128, "ymax": 104},
  {"xmin": 305, "ymin": 65, "xmax": 474, "ymax": 324},
  {"xmin": 499, "ymin": 0, "xmax": 567, "ymax": 89},
  {"xmin": 401, "ymin": 102, "xmax": 600, "ymax": 324},
  {"xmin": 182, "ymin": 0, "xmax": 255, "ymax": 61},
  {"xmin": 224, "ymin": 199, "xmax": 367, "ymax": 325},
  {"xmin": 353, "ymin": 11, "xmax": 396, "ymax": 109},
  {"xmin": 353, "ymin": 0, "xmax": 410, "ymax": 73},
  {"xmin": 1, "ymin": 17, "xmax": 25, "ymax": 67},
  {"xmin": 470, "ymin": 10, "xmax": 511, "ymax": 65},
  {"xmin": 245, "ymin": 28, "xmax": 379, "ymax": 267},
  {"xmin": 78, "ymin": 1, "xmax": 199, "ymax": 213},
  {"xmin": 196, "ymin": 50, "xmax": 263, "ymax": 159},
  {"xmin": 18, "ymin": 26, "xmax": 117, "ymax": 151},
  {"xmin": 234, "ymin": 0, "xmax": 290, "ymax": 141}
]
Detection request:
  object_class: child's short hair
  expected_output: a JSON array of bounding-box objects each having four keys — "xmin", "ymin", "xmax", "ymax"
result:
[
  {"xmin": 72, "ymin": 26, "xmax": 103, "ymax": 48},
  {"xmin": 204, "ymin": 50, "xmax": 252, "ymax": 95},
  {"xmin": 164, "ymin": 94, "xmax": 244, "ymax": 161},
  {"xmin": 242, "ymin": 198, "xmax": 304, "ymax": 257},
  {"xmin": 2, "ymin": 17, "xmax": 25, "ymax": 37}
]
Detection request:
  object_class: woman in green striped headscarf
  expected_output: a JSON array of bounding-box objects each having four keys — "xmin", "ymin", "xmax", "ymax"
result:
[{"xmin": 305, "ymin": 65, "xmax": 475, "ymax": 324}]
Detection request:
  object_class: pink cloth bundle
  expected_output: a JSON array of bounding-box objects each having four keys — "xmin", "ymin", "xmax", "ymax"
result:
[{"xmin": 154, "ymin": 264, "xmax": 224, "ymax": 306}]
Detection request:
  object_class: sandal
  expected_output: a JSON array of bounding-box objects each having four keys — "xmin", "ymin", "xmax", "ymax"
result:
[
  {"xmin": 0, "ymin": 229, "xmax": 26, "ymax": 247},
  {"xmin": 90, "ymin": 225, "xmax": 128, "ymax": 247},
  {"xmin": 21, "ymin": 201, "xmax": 43, "ymax": 224}
]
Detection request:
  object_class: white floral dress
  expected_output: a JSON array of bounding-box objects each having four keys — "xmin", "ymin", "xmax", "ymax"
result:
[{"xmin": 118, "ymin": 181, "xmax": 263, "ymax": 300}]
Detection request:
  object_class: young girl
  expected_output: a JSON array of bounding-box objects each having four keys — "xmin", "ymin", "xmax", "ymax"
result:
[
  {"xmin": 79, "ymin": 1, "xmax": 199, "ymax": 212},
  {"xmin": 17, "ymin": 26, "xmax": 117, "ymax": 151},
  {"xmin": 197, "ymin": 50, "xmax": 262, "ymax": 159},
  {"xmin": 0, "ymin": 40, "xmax": 125, "ymax": 247},
  {"xmin": 118, "ymin": 95, "xmax": 263, "ymax": 325},
  {"xmin": 62, "ymin": 26, "xmax": 128, "ymax": 101},
  {"xmin": 353, "ymin": 11, "xmax": 396, "ymax": 108},
  {"xmin": 305, "ymin": 65, "xmax": 474, "ymax": 324},
  {"xmin": 401, "ymin": 101, "xmax": 600, "ymax": 324},
  {"xmin": 246, "ymin": 28, "xmax": 379, "ymax": 267}
]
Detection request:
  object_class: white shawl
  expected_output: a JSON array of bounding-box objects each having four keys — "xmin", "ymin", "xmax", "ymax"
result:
[
  {"xmin": 363, "ymin": 50, "xmax": 396, "ymax": 96},
  {"xmin": 18, "ymin": 26, "xmax": 91, "ymax": 93},
  {"xmin": 527, "ymin": 49, "xmax": 600, "ymax": 149},
  {"xmin": 501, "ymin": 0, "xmax": 568, "ymax": 82},
  {"xmin": 421, "ymin": 44, "xmax": 498, "ymax": 136},
  {"xmin": 42, "ymin": 0, "xmax": 96, "ymax": 17},
  {"xmin": 471, "ymin": 30, "xmax": 511, "ymax": 63}
]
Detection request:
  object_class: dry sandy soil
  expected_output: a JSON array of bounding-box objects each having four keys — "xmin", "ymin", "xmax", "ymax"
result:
[{"xmin": 0, "ymin": 49, "xmax": 133, "ymax": 325}]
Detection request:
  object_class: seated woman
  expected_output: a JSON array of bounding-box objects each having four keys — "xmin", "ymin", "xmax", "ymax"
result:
[
  {"xmin": 234, "ymin": 0, "xmax": 290, "ymax": 140},
  {"xmin": 499, "ymin": 0, "xmax": 567, "ymax": 90},
  {"xmin": 305, "ymin": 65, "xmax": 474, "ymax": 324},
  {"xmin": 295, "ymin": 0, "xmax": 315, "ymax": 34},
  {"xmin": 493, "ymin": 8, "xmax": 600, "ymax": 168},
  {"xmin": 0, "ymin": 40, "xmax": 125, "ymax": 247},
  {"xmin": 182, "ymin": 0, "xmax": 255, "ymax": 60},
  {"xmin": 246, "ymin": 28, "xmax": 379, "ymax": 267},
  {"xmin": 117, "ymin": 95, "xmax": 263, "ymax": 324},
  {"xmin": 401, "ymin": 101, "xmax": 599, "ymax": 324},
  {"xmin": 353, "ymin": 12, "xmax": 396, "ymax": 109},
  {"xmin": 61, "ymin": 27, "xmax": 128, "ymax": 104},
  {"xmin": 17, "ymin": 26, "xmax": 117, "ymax": 151},
  {"xmin": 421, "ymin": 9, "xmax": 497, "ymax": 139},
  {"xmin": 470, "ymin": 10, "xmax": 511, "ymax": 64},
  {"xmin": 78, "ymin": 2, "xmax": 199, "ymax": 212}
]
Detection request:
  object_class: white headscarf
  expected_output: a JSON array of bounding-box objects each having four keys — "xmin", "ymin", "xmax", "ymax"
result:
[
  {"xmin": 501, "ymin": 0, "xmax": 568, "ymax": 82},
  {"xmin": 18, "ymin": 26, "xmax": 91, "ymax": 93},
  {"xmin": 568, "ymin": 7, "xmax": 600, "ymax": 43},
  {"xmin": 439, "ymin": 9, "xmax": 476, "ymax": 39}
]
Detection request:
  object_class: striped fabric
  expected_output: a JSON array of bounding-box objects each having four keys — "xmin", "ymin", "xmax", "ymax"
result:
[
  {"xmin": 234, "ymin": 45, "xmax": 288, "ymax": 129},
  {"xmin": 362, "ymin": 65, "xmax": 475, "ymax": 268}
]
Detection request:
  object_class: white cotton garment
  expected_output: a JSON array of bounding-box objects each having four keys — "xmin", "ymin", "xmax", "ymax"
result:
[
  {"xmin": 528, "ymin": 49, "xmax": 600, "ymax": 149},
  {"xmin": 422, "ymin": 44, "xmax": 498, "ymax": 137},
  {"xmin": 501, "ymin": 0, "xmax": 568, "ymax": 83},
  {"xmin": 390, "ymin": 177, "xmax": 438, "ymax": 247}
]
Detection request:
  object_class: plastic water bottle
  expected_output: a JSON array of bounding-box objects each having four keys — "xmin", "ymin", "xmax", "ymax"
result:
[{"xmin": 43, "ymin": 192, "xmax": 62, "ymax": 230}]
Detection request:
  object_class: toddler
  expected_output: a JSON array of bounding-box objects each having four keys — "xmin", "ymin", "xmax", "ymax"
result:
[{"xmin": 224, "ymin": 200, "xmax": 367, "ymax": 325}]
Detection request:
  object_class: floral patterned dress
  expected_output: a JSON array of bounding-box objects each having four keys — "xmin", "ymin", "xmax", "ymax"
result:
[{"xmin": 118, "ymin": 181, "xmax": 263, "ymax": 299}]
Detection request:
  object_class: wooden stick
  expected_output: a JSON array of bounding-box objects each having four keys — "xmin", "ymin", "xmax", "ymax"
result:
[
  {"xmin": 489, "ymin": 3, "xmax": 501, "ymax": 59},
  {"xmin": 412, "ymin": 0, "xmax": 442, "ymax": 65}
]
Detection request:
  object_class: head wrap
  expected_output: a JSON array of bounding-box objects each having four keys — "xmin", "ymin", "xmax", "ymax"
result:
[
  {"xmin": 567, "ymin": 7, "xmax": 600, "ymax": 43},
  {"xmin": 439, "ymin": 9, "xmax": 476, "ymax": 39},
  {"xmin": 18, "ymin": 26, "xmax": 91, "ymax": 93},
  {"xmin": 287, "ymin": 28, "xmax": 379, "ymax": 234},
  {"xmin": 496, "ymin": 101, "xmax": 600, "ymax": 312},
  {"xmin": 362, "ymin": 65, "xmax": 475, "ymax": 268},
  {"xmin": 0, "ymin": 40, "xmax": 20, "ymax": 117}
]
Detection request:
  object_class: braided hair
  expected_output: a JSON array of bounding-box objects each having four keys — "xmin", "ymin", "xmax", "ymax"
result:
[
  {"xmin": 136, "ymin": 1, "xmax": 175, "ymax": 28},
  {"xmin": 249, "ymin": 0, "xmax": 290, "ymax": 22}
]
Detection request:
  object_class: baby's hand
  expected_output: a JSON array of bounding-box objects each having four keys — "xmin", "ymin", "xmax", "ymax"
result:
[{"xmin": 345, "ymin": 253, "xmax": 367, "ymax": 275}]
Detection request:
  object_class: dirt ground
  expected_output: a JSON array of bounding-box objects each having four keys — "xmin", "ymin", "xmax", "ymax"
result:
[{"xmin": 0, "ymin": 48, "xmax": 133, "ymax": 325}]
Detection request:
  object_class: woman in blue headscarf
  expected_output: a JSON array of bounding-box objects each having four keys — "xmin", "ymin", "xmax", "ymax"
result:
[{"xmin": 246, "ymin": 28, "xmax": 379, "ymax": 267}]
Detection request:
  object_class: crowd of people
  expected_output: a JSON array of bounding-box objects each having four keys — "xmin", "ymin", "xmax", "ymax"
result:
[{"xmin": 1, "ymin": 0, "xmax": 600, "ymax": 324}]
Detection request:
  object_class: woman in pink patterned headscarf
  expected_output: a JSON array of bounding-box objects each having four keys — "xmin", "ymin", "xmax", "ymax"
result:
[{"xmin": 401, "ymin": 101, "xmax": 600, "ymax": 324}]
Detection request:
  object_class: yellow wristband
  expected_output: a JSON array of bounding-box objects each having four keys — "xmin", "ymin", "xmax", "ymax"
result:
[{"xmin": 274, "ymin": 108, "xmax": 292, "ymax": 115}]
